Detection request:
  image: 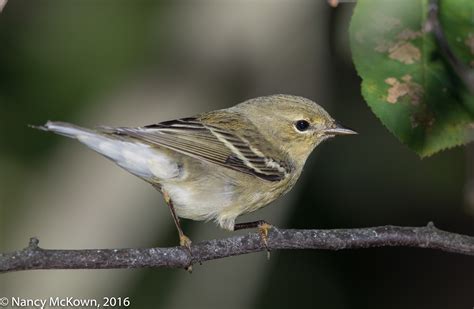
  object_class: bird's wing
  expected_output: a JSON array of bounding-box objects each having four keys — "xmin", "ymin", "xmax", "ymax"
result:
[{"xmin": 103, "ymin": 115, "xmax": 292, "ymax": 182}]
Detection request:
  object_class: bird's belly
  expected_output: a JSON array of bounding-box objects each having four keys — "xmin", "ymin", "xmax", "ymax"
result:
[
  {"xmin": 162, "ymin": 171, "xmax": 287, "ymax": 230},
  {"xmin": 162, "ymin": 180, "xmax": 237, "ymax": 222}
]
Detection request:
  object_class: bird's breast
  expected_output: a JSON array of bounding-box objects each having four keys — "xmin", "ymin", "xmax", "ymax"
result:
[{"xmin": 162, "ymin": 164, "xmax": 294, "ymax": 226}]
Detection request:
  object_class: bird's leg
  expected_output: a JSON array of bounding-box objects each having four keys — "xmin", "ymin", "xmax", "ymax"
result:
[
  {"xmin": 233, "ymin": 220, "xmax": 273, "ymax": 259},
  {"xmin": 162, "ymin": 190, "xmax": 192, "ymax": 250},
  {"xmin": 161, "ymin": 190, "xmax": 194, "ymax": 272}
]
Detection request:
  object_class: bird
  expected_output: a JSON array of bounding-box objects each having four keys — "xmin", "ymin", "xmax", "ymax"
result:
[{"xmin": 33, "ymin": 94, "xmax": 356, "ymax": 251}]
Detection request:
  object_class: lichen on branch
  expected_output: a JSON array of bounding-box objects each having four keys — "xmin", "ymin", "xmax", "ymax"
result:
[{"xmin": 1, "ymin": 223, "xmax": 474, "ymax": 273}]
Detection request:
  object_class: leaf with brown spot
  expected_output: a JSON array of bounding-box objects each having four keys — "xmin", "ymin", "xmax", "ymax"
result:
[
  {"xmin": 350, "ymin": 0, "xmax": 474, "ymax": 157},
  {"xmin": 388, "ymin": 42, "xmax": 421, "ymax": 64},
  {"xmin": 397, "ymin": 29, "xmax": 423, "ymax": 41},
  {"xmin": 385, "ymin": 75, "xmax": 423, "ymax": 105}
]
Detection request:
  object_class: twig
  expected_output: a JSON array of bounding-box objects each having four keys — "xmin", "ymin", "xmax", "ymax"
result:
[
  {"xmin": 1, "ymin": 223, "xmax": 473, "ymax": 273},
  {"xmin": 0, "ymin": 0, "xmax": 7, "ymax": 13},
  {"xmin": 327, "ymin": 0, "xmax": 340, "ymax": 8},
  {"xmin": 327, "ymin": 0, "xmax": 357, "ymax": 7},
  {"xmin": 426, "ymin": 0, "xmax": 474, "ymax": 94}
]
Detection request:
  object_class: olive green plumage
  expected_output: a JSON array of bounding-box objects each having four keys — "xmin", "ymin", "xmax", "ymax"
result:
[{"xmin": 37, "ymin": 94, "xmax": 356, "ymax": 233}]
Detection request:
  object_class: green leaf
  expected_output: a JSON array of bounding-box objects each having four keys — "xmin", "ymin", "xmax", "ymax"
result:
[{"xmin": 350, "ymin": 0, "xmax": 474, "ymax": 157}]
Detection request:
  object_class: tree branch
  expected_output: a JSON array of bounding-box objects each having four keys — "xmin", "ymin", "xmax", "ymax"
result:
[
  {"xmin": 426, "ymin": 0, "xmax": 474, "ymax": 94},
  {"xmin": 1, "ymin": 223, "xmax": 474, "ymax": 273},
  {"xmin": 0, "ymin": 0, "xmax": 7, "ymax": 13}
]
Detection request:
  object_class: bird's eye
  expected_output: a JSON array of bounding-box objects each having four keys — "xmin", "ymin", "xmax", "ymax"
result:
[{"xmin": 295, "ymin": 120, "xmax": 310, "ymax": 132}]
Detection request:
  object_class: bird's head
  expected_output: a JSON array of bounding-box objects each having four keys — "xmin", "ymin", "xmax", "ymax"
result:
[{"xmin": 235, "ymin": 94, "xmax": 357, "ymax": 165}]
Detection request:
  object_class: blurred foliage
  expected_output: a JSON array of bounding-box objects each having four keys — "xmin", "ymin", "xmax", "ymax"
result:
[
  {"xmin": 1, "ymin": 2, "xmax": 474, "ymax": 309},
  {"xmin": 0, "ymin": 0, "xmax": 159, "ymax": 163},
  {"xmin": 0, "ymin": 0, "xmax": 164, "ymax": 243},
  {"xmin": 350, "ymin": 0, "xmax": 474, "ymax": 157}
]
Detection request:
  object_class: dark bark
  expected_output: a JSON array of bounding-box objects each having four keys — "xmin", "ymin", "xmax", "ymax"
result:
[{"xmin": 1, "ymin": 223, "xmax": 473, "ymax": 273}]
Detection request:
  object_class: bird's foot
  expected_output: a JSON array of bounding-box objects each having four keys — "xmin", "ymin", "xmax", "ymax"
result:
[
  {"xmin": 180, "ymin": 234, "xmax": 192, "ymax": 249},
  {"xmin": 257, "ymin": 221, "xmax": 273, "ymax": 260},
  {"xmin": 179, "ymin": 234, "xmax": 193, "ymax": 273},
  {"xmin": 233, "ymin": 220, "xmax": 273, "ymax": 259}
]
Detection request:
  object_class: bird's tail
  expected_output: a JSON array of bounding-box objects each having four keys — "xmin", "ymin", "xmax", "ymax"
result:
[
  {"xmin": 30, "ymin": 121, "xmax": 95, "ymax": 139},
  {"xmin": 31, "ymin": 121, "xmax": 166, "ymax": 180}
]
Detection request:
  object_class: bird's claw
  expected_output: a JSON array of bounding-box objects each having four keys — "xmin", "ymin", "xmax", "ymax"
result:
[
  {"xmin": 179, "ymin": 234, "xmax": 193, "ymax": 273},
  {"xmin": 257, "ymin": 222, "xmax": 272, "ymax": 260},
  {"xmin": 180, "ymin": 234, "xmax": 192, "ymax": 249}
]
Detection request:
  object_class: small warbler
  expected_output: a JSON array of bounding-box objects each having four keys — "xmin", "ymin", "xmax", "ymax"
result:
[{"xmin": 34, "ymin": 94, "xmax": 356, "ymax": 249}]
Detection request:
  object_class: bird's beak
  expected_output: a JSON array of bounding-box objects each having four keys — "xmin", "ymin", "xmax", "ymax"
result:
[{"xmin": 323, "ymin": 122, "xmax": 358, "ymax": 135}]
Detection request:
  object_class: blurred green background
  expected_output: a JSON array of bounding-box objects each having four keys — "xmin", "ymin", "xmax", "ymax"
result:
[{"xmin": 1, "ymin": 1, "xmax": 473, "ymax": 308}]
